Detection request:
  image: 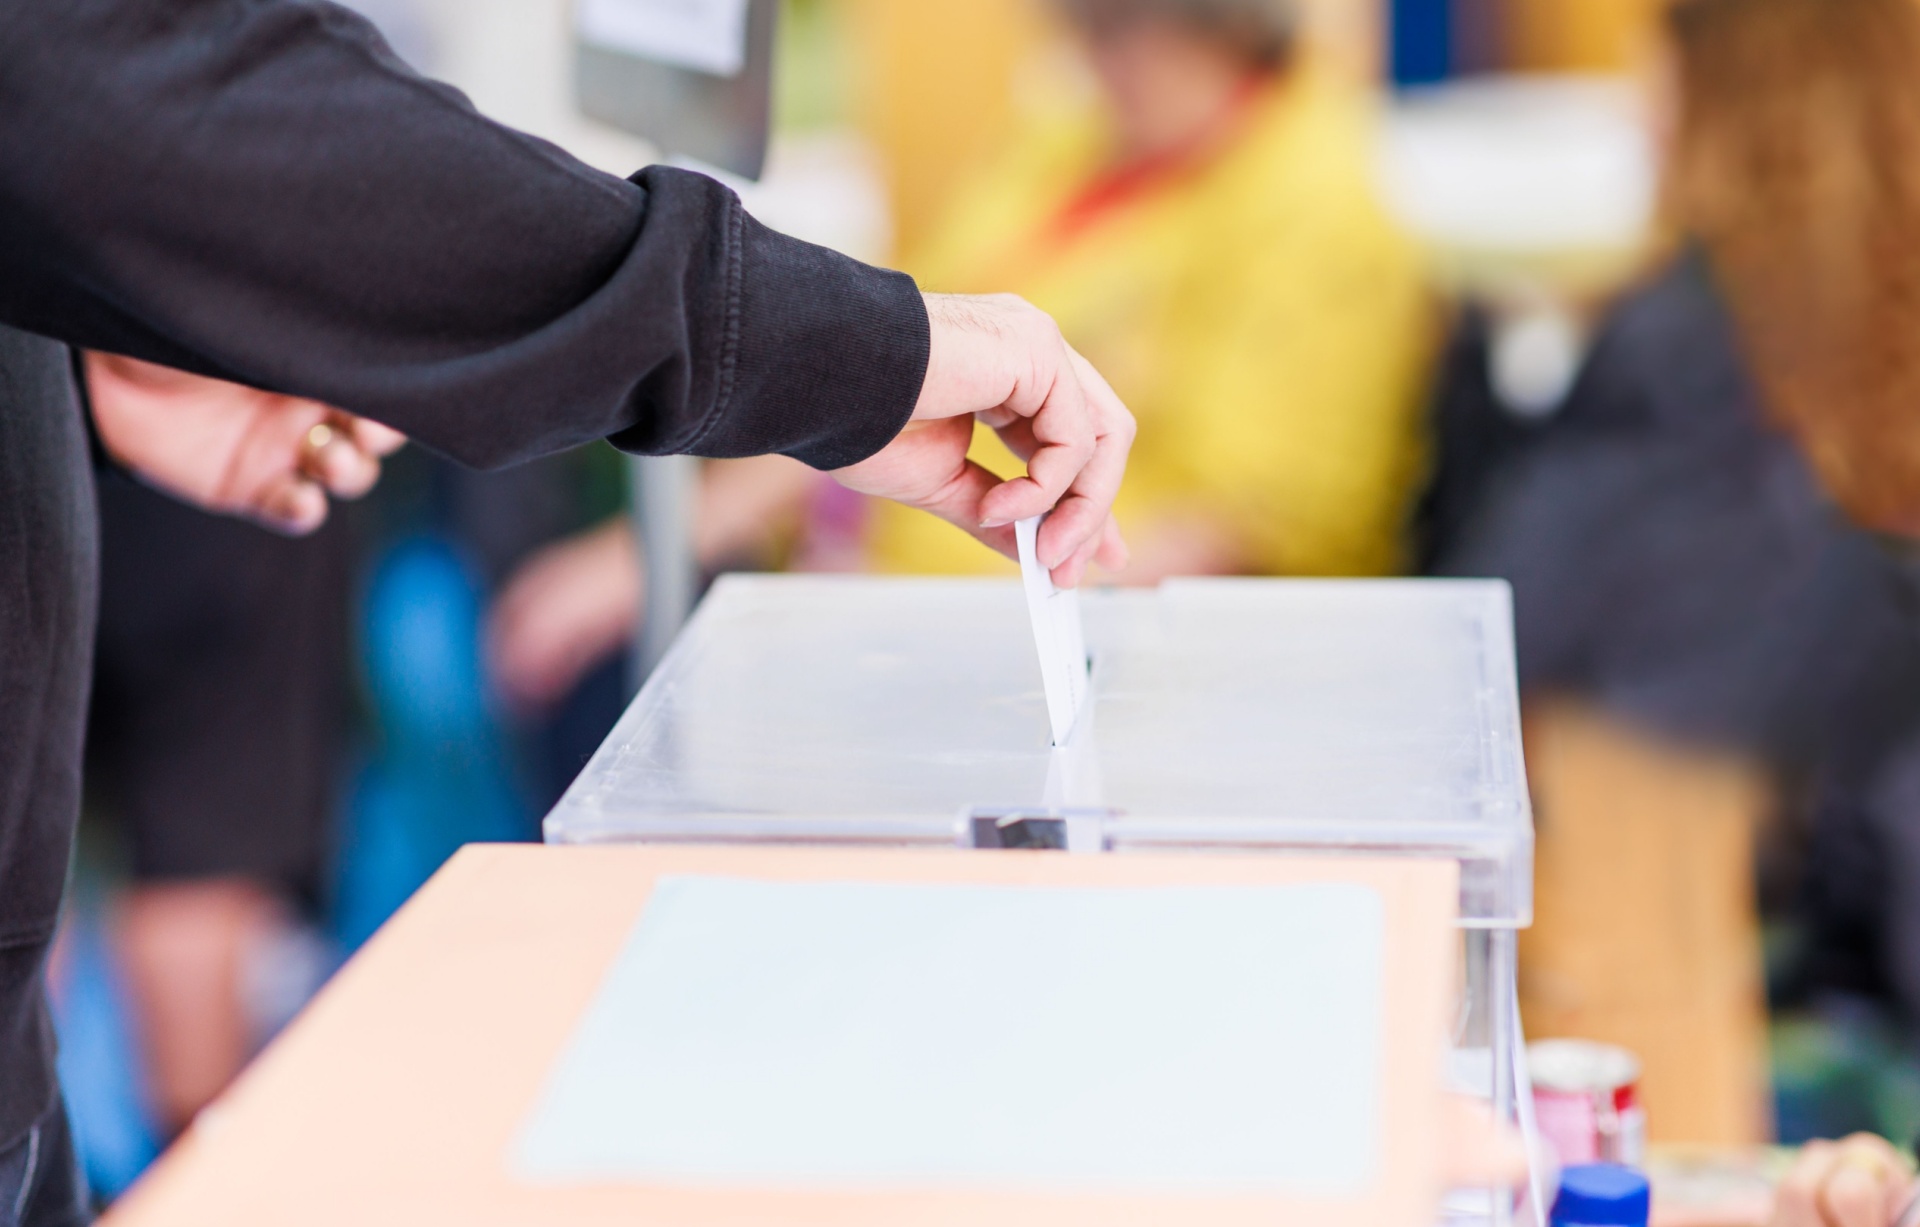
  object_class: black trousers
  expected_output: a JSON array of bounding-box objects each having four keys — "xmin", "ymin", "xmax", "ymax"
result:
[{"xmin": 0, "ymin": 1099, "xmax": 88, "ymax": 1227}]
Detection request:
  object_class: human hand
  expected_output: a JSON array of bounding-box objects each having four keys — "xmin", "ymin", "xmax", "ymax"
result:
[
  {"xmin": 1772, "ymin": 1134, "xmax": 1917, "ymax": 1227},
  {"xmin": 486, "ymin": 519, "xmax": 643, "ymax": 713},
  {"xmin": 831, "ymin": 293, "xmax": 1134, "ymax": 588},
  {"xmin": 85, "ymin": 352, "xmax": 405, "ymax": 535}
]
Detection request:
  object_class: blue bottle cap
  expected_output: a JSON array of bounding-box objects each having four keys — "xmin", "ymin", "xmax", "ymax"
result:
[{"xmin": 1551, "ymin": 1163, "xmax": 1651, "ymax": 1226}]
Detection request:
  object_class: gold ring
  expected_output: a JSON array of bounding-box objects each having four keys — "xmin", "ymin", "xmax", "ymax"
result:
[{"xmin": 299, "ymin": 422, "xmax": 336, "ymax": 479}]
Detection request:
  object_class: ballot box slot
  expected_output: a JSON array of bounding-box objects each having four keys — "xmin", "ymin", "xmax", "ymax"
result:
[
  {"xmin": 550, "ymin": 808, "xmax": 1531, "ymax": 928},
  {"xmin": 963, "ymin": 806, "xmax": 1116, "ymax": 853}
]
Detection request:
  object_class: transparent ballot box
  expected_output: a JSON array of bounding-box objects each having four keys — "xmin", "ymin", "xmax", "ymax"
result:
[{"xmin": 546, "ymin": 576, "xmax": 1541, "ymax": 1222}]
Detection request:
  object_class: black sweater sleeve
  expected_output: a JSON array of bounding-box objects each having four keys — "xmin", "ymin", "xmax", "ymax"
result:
[{"xmin": 0, "ymin": 0, "xmax": 928, "ymax": 470}]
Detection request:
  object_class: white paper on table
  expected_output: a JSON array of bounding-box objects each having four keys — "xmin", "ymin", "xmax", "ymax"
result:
[
  {"xmin": 1016, "ymin": 516, "xmax": 1091, "ymax": 746},
  {"xmin": 574, "ymin": 0, "xmax": 750, "ymax": 77},
  {"xmin": 514, "ymin": 875, "xmax": 1387, "ymax": 1194}
]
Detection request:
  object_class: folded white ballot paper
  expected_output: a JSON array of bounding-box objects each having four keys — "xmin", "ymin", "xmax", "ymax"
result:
[{"xmin": 1016, "ymin": 516, "xmax": 1092, "ymax": 746}]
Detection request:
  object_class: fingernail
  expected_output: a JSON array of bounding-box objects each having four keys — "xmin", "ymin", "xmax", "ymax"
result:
[{"xmin": 981, "ymin": 517, "xmax": 1010, "ymax": 529}]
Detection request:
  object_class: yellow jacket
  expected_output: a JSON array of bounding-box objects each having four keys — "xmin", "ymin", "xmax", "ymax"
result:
[{"xmin": 867, "ymin": 68, "xmax": 1433, "ymax": 578}]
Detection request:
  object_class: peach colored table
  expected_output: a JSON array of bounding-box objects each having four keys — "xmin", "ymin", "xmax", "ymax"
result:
[{"xmin": 102, "ymin": 843, "xmax": 1457, "ymax": 1227}]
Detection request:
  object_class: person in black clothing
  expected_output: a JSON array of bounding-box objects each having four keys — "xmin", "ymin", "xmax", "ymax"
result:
[
  {"xmin": 0, "ymin": 1, "xmax": 1136, "ymax": 1219},
  {"xmin": 1432, "ymin": 248, "xmax": 1918, "ymax": 771},
  {"xmin": 1428, "ymin": 0, "xmax": 1920, "ymax": 765},
  {"xmin": 87, "ymin": 469, "xmax": 352, "ymax": 1143}
]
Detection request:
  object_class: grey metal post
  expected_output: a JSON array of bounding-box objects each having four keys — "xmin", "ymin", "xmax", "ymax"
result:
[
  {"xmin": 1492, "ymin": 925, "xmax": 1523, "ymax": 1227},
  {"xmin": 630, "ymin": 453, "xmax": 700, "ymax": 685}
]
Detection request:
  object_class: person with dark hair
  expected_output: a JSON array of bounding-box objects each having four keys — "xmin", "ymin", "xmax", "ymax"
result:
[{"xmin": 0, "ymin": 2, "xmax": 1136, "ymax": 1219}]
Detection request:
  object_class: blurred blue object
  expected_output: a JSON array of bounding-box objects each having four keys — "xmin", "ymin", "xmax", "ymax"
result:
[
  {"xmin": 1392, "ymin": 0, "xmax": 1454, "ymax": 86},
  {"xmin": 332, "ymin": 536, "xmax": 533, "ymax": 952},
  {"xmin": 50, "ymin": 905, "xmax": 157, "ymax": 1201},
  {"xmin": 1551, "ymin": 1164, "xmax": 1650, "ymax": 1226}
]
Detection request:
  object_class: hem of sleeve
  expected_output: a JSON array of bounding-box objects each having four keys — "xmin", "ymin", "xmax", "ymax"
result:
[{"xmin": 689, "ymin": 209, "xmax": 929, "ymax": 469}]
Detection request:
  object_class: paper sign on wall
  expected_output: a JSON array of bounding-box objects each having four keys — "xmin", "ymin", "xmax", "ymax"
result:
[{"xmin": 575, "ymin": 0, "xmax": 750, "ymax": 78}]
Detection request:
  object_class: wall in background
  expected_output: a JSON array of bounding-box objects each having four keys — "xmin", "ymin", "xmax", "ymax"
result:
[{"xmin": 1500, "ymin": 0, "xmax": 1669, "ymax": 72}]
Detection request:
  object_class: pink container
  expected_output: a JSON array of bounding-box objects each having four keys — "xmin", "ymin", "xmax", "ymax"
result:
[{"xmin": 1530, "ymin": 1039, "xmax": 1647, "ymax": 1168}]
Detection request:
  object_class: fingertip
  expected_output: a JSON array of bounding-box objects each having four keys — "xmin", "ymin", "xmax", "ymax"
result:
[
  {"xmin": 264, "ymin": 480, "xmax": 328, "ymax": 536},
  {"xmin": 322, "ymin": 448, "xmax": 381, "ymax": 500},
  {"xmin": 1050, "ymin": 535, "xmax": 1088, "ymax": 587},
  {"xmin": 1822, "ymin": 1169, "xmax": 1885, "ymax": 1227},
  {"xmin": 1778, "ymin": 1142, "xmax": 1839, "ymax": 1220},
  {"xmin": 1049, "ymin": 556, "xmax": 1085, "ymax": 589},
  {"xmin": 351, "ymin": 418, "xmax": 408, "ymax": 457},
  {"xmin": 1049, "ymin": 525, "xmax": 1106, "ymax": 589},
  {"xmin": 1034, "ymin": 496, "xmax": 1104, "ymax": 570}
]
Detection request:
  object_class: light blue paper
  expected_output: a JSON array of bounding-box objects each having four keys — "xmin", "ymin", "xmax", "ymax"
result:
[{"xmin": 513, "ymin": 875, "xmax": 1384, "ymax": 1196}]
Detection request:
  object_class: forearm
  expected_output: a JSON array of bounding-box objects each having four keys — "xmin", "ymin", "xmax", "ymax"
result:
[{"xmin": 0, "ymin": 0, "xmax": 926, "ymax": 470}]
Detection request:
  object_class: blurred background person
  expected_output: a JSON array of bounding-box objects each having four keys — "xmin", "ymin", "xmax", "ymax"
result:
[
  {"xmin": 487, "ymin": 456, "xmax": 817, "ymax": 715},
  {"xmin": 870, "ymin": 0, "xmax": 1433, "ymax": 583},
  {"xmin": 1428, "ymin": 0, "xmax": 1920, "ymax": 1149},
  {"xmin": 1651, "ymin": 0, "xmax": 1920, "ymax": 1150}
]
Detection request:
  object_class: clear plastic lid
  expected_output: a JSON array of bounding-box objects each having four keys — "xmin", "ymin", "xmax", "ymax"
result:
[{"xmin": 545, "ymin": 576, "xmax": 1533, "ymax": 926}]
